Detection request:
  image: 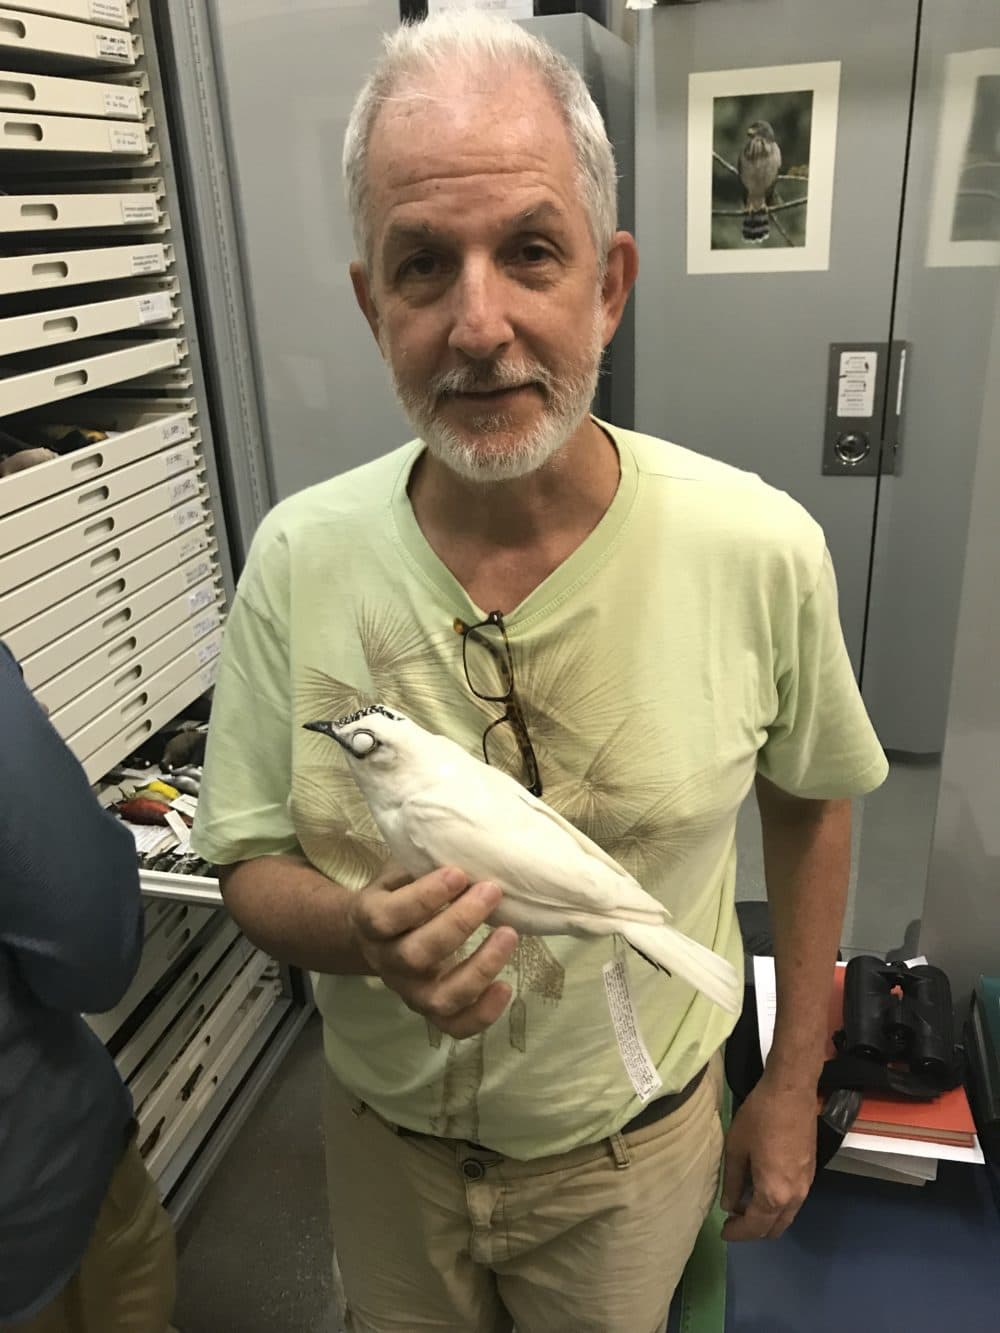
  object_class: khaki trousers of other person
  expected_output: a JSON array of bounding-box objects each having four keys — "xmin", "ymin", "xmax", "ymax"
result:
[
  {"xmin": 323, "ymin": 1054, "xmax": 724, "ymax": 1333},
  {"xmin": 13, "ymin": 1139, "xmax": 176, "ymax": 1333}
]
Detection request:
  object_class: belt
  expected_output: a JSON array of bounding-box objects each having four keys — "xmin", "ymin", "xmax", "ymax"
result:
[{"xmin": 395, "ymin": 1062, "xmax": 708, "ymax": 1153}]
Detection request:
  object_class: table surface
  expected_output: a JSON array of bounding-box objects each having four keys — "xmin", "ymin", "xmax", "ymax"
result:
[{"xmin": 726, "ymin": 1162, "xmax": 1000, "ymax": 1332}]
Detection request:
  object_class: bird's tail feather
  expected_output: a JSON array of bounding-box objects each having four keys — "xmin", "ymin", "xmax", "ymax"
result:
[
  {"xmin": 622, "ymin": 921, "xmax": 741, "ymax": 1015},
  {"xmin": 742, "ymin": 208, "xmax": 769, "ymax": 242}
]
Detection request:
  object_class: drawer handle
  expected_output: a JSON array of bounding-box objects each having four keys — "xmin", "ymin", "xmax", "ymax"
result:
[
  {"xmin": 107, "ymin": 634, "xmax": 137, "ymax": 664},
  {"xmin": 0, "ymin": 78, "xmax": 35, "ymax": 105},
  {"xmin": 84, "ymin": 517, "xmax": 115, "ymax": 544},
  {"xmin": 114, "ymin": 663, "xmax": 142, "ymax": 691},
  {"xmin": 96, "ymin": 576, "xmax": 126, "ymax": 604},
  {"xmin": 78, "ymin": 484, "xmax": 110, "ymax": 510},
  {"xmin": 165, "ymin": 927, "xmax": 192, "ymax": 962},
  {"xmin": 20, "ymin": 202, "xmax": 57, "ymax": 222},
  {"xmin": 54, "ymin": 369, "xmax": 87, "ymax": 392},
  {"xmin": 32, "ymin": 261, "xmax": 68, "ymax": 281},
  {"xmin": 101, "ymin": 607, "xmax": 132, "ymax": 635},
  {"xmin": 90, "ymin": 546, "xmax": 121, "ymax": 574},
  {"xmin": 70, "ymin": 452, "xmax": 103, "ymax": 476},
  {"xmin": 42, "ymin": 315, "xmax": 78, "ymax": 338},
  {"xmin": 0, "ymin": 19, "xmax": 26, "ymax": 40},
  {"xmin": 121, "ymin": 691, "xmax": 149, "ymax": 721},
  {"xmin": 120, "ymin": 718, "xmax": 153, "ymax": 749},
  {"xmin": 4, "ymin": 120, "xmax": 42, "ymax": 142}
]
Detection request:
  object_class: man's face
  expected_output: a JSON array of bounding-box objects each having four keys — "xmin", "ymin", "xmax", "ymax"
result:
[{"xmin": 352, "ymin": 69, "xmax": 621, "ymax": 483}]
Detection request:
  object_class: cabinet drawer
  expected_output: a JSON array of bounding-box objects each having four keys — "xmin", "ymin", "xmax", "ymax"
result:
[
  {"xmin": 80, "ymin": 649, "xmax": 220, "ymax": 783},
  {"xmin": 114, "ymin": 919, "xmax": 245, "ymax": 1083},
  {"xmin": 35, "ymin": 583, "xmax": 221, "ymax": 713},
  {"xmin": 0, "ymin": 411, "xmax": 195, "ymax": 519},
  {"xmin": 50, "ymin": 619, "xmax": 221, "ymax": 739},
  {"xmin": 0, "ymin": 187, "xmax": 161, "ymax": 233},
  {"xmin": 0, "ymin": 283, "xmax": 177, "ymax": 356},
  {"xmin": 86, "ymin": 902, "xmax": 218, "ymax": 1045},
  {"xmin": 0, "ymin": 66, "xmax": 141, "ymax": 117},
  {"xmin": 20, "ymin": 565, "xmax": 220, "ymax": 689},
  {"xmin": 0, "ymin": 463, "xmax": 202, "ymax": 587},
  {"xmin": 0, "ymin": 7, "xmax": 137, "ymax": 67},
  {"xmin": 128, "ymin": 943, "xmax": 265, "ymax": 1111},
  {"xmin": 0, "ymin": 241, "xmax": 169, "ymax": 295},
  {"xmin": 2, "ymin": 0, "xmax": 130, "ymax": 29},
  {"xmin": 0, "ymin": 337, "xmax": 182, "ymax": 414},
  {"xmin": 0, "ymin": 500, "xmax": 210, "ymax": 637},
  {"xmin": 1, "ymin": 436, "xmax": 194, "ymax": 555},
  {"xmin": 143, "ymin": 983, "xmax": 281, "ymax": 1180},
  {"xmin": 136, "ymin": 952, "xmax": 271, "ymax": 1122},
  {"xmin": 69, "ymin": 633, "xmax": 221, "ymax": 768},
  {"xmin": 0, "ymin": 108, "xmax": 147, "ymax": 155}
]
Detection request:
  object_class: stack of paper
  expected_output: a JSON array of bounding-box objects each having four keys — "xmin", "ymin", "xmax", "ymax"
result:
[{"xmin": 752, "ymin": 955, "xmax": 985, "ymax": 1185}]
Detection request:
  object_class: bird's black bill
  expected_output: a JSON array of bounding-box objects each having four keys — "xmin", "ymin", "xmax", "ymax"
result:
[{"xmin": 303, "ymin": 720, "xmax": 350, "ymax": 750}]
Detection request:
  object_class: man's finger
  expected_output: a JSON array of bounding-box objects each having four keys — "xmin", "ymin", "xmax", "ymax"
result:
[
  {"xmin": 437, "ymin": 980, "xmax": 514, "ymax": 1040},
  {"xmin": 393, "ymin": 881, "xmax": 503, "ymax": 968},
  {"xmin": 361, "ymin": 866, "xmax": 470, "ymax": 940},
  {"xmin": 421, "ymin": 925, "xmax": 519, "ymax": 1018},
  {"xmin": 721, "ymin": 1194, "xmax": 783, "ymax": 1242},
  {"xmin": 719, "ymin": 1144, "xmax": 749, "ymax": 1215}
]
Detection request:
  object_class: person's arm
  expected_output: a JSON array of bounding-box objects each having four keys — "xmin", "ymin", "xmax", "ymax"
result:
[
  {"xmin": 720, "ymin": 776, "xmax": 851, "ymax": 1240},
  {"xmin": 0, "ymin": 645, "xmax": 142, "ymax": 1013},
  {"xmin": 221, "ymin": 856, "xmax": 517, "ymax": 1038}
]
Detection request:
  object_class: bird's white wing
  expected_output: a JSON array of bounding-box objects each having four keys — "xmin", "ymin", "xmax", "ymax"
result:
[{"xmin": 403, "ymin": 773, "xmax": 665, "ymax": 924}]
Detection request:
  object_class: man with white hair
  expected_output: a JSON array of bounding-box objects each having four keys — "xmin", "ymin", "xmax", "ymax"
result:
[{"xmin": 193, "ymin": 13, "xmax": 887, "ymax": 1331}]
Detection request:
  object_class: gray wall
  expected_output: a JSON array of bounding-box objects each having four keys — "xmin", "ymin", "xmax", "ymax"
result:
[{"xmin": 919, "ymin": 277, "xmax": 1000, "ymax": 1004}]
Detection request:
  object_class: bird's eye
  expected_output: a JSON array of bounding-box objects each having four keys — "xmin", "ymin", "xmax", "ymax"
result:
[{"xmin": 350, "ymin": 730, "xmax": 378, "ymax": 757}]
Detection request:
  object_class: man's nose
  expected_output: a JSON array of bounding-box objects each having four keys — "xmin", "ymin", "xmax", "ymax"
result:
[{"xmin": 447, "ymin": 259, "xmax": 515, "ymax": 361}]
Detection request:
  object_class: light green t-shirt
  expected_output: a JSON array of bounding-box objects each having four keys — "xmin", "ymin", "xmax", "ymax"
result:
[{"xmin": 192, "ymin": 423, "xmax": 888, "ymax": 1159}]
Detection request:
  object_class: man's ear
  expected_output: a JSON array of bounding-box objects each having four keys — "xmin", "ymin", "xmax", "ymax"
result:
[
  {"xmin": 350, "ymin": 262, "xmax": 382, "ymax": 349},
  {"xmin": 599, "ymin": 231, "xmax": 640, "ymax": 347}
]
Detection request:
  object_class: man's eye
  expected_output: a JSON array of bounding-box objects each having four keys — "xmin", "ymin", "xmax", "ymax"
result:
[
  {"xmin": 520, "ymin": 244, "xmax": 552, "ymax": 264},
  {"xmin": 401, "ymin": 254, "xmax": 441, "ymax": 279}
]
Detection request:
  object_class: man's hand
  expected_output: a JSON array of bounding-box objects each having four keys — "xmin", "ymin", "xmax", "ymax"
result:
[
  {"xmin": 349, "ymin": 861, "xmax": 518, "ymax": 1039},
  {"xmin": 720, "ymin": 1073, "xmax": 817, "ymax": 1241}
]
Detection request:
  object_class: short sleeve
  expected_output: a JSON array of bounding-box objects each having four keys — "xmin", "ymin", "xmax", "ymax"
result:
[
  {"xmin": 757, "ymin": 546, "xmax": 889, "ymax": 799},
  {"xmin": 191, "ymin": 523, "xmax": 300, "ymax": 865}
]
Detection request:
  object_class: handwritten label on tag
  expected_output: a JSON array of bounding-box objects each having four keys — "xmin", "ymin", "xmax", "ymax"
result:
[
  {"xmin": 187, "ymin": 585, "xmax": 215, "ymax": 614},
  {"xmin": 96, "ymin": 32, "xmax": 131, "ymax": 63},
  {"xmin": 603, "ymin": 957, "xmax": 663, "ymax": 1103},
  {"xmin": 137, "ymin": 292, "xmax": 172, "ymax": 325},
  {"xmin": 191, "ymin": 610, "xmax": 220, "ymax": 639},
  {"xmin": 91, "ymin": 0, "xmax": 129, "ymax": 23},
  {"xmin": 160, "ymin": 417, "xmax": 191, "ymax": 447},
  {"xmin": 169, "ymin": 476, "xmax": 197, "ymax": 507},
  {"xmin": 171, "ymin": 794, "xmax": 199, "ymax": 819},
  {"xmin": 164, "ymin": 810, "xmax": 191, "ymax": 852},
  {"xmin": 184, "ymin": 559, "xmax": 212, "ymax": 586},
  {"xmin": 121, "ymin": 198, "xmax": 159, "ymax": 225},
  {"xmin": 130, "ymin": 245, "xmax": 166, "ymax": 275},
  {"xmin": 103, "ymin": 88, "xmax": 138, "ymax": 118},
  {"xmin": 109, "ymin": 126, "xmax": 144, "ymax": 154}
]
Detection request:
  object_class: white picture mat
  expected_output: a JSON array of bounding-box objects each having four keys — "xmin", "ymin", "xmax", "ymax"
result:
[
  {"xmin": 687, "ymin": 61, "xmax": 841, "ymax": 275},
  {"xmin": 925, "ymin": 47, "xmax": 1000, "ymax": 269}
]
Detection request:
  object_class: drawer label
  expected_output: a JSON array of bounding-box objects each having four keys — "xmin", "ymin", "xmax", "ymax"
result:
[
  {"xmin": 173, "ymin": 505, "xmax": 204, "ymax": 536},
  {"xmin": 109, "ymin": 125, "xmax": 145, "ymax": 154},
  {"xmin": 191, "ymin": 610, "xmax": 221, "ymax": 639},
  {"xmin": 188, "ymin": 585, "xmax": 216, "ymax": 614},
  {"xmin": 199, "ymin": 659, "xmax": 220, "ymax": 691},
  {"xmin": 197, "ymin": 637, "xmax": 221, "ymax": 668},
  {"xmin": 103, "ymin": 88, "xmax": 139, "ymax": 118},
  {"xmin": 130, "ymin": 245, "xmax": 166, "ymax": 275},
  {"xmin": 160, "ymin": 416, "xmax": 191, "ymax": 448},
  {"xmin": 95, "ymin": 32, "xmax": 131, "ymax": 63},
  {"xmin": 169, "ymin": 476, "xmax": 198, "ymax": 506},
  {"xmin": 184, "ymin": 559, "xmax": 213, "ymax": 587},
  {"xmin": 121, "ymin": 198, "xmax": 159, "ymax": 225},
  {"xmin": 163, "ymin": 446, "xmax": 194, "ymax": 474},
  {"xmin": 137, "ymin": 292, "xmax": 173, "ymax": 325},
  {"xmin": 91, "ymin": 0, "xmax": 129, "ymax": 23}
]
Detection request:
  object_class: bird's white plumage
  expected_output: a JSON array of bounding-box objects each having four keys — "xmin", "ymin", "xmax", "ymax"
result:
[{"xmin": 306, "ymin": 707, "xmax": 741, "ymax": 1014}]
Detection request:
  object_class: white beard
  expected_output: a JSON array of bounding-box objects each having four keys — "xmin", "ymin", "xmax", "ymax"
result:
[{"xmin": 383, "ymin": 305, "xmax": 606, "ymax": 484}]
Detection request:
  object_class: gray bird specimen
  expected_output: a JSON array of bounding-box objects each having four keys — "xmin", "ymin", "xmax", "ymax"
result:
[
  {"xmin": 304, "ymin": 705, "xmax": 741, "ymax": 1015},
  {"xmin": 737, "ymin": 120, "xmax": 782, "ymax": 243}
]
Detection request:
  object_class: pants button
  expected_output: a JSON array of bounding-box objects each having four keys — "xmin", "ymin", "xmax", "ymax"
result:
[{"xmin": 462, "ymin": 1159, "xmax": 486, "ymax": 1181}]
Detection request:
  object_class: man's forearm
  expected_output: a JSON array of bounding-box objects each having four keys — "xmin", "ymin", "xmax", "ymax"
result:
[
  {"xmin": 756, "ymin": 775, "xmax": 852, "ymax": 1092},
  {"xmin": 220, "ymin": 855, "xmax": 374, "ymax": 974}
]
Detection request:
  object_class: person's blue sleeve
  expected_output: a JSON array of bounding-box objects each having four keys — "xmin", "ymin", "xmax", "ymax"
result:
[{"xmin": 0, "ymin": 641, "xmax": 142, "ymax": 1013}]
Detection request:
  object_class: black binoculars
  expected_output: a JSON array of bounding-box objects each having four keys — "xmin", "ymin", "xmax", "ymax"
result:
[{"xmin": 840, "ymin": 955, "xmax": 956, "ymax": 1086}]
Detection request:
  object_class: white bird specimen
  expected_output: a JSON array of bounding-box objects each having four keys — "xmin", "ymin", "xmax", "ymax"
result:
[{"xmin": 304, "ymin": 706, "xmax": 741, "ymax": 1015}]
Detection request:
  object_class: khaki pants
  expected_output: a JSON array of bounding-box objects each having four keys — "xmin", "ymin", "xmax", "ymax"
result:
[
  {"xmin": 323, "ymin": 1055, "xmax": 724, "ymax": 1333},
  {"xmin": 14, "ymin": 1139, "xmax": 176, "ymax": 1333}
]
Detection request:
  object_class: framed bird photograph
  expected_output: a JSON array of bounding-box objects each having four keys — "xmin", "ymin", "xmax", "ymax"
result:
[
  {"xmin": 686, "ymin": 61, "xmax": 841, "ymax": 274},
  {"xmin": 925, "ymin": 48, "xmax": 1000, "ymax": 269}
]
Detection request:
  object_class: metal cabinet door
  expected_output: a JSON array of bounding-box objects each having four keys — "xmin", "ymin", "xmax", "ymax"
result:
[{"xmin": 633, "ymin": 0, "xmax": 920, "ymax": 674}]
